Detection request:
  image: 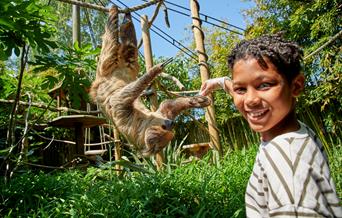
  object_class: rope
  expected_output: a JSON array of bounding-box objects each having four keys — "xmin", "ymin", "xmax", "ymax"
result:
[
  {"xmin": 146, "ymin": 0, "xmax": 244, "ymax": 31},
  {"xmin": 124, "ymin": 0, "xmax": 161, "ymax": 13},
  {"xmin": 57, "ymin": 0, "xmax": 108, "ymax": 12},
  {"xmin": 114, "ymin": 0, "xmax": 198, "ymax": 61},
  {"xmin": 136, "ymin": 0, "xmax": 165, "ymax": 49},
  {"xmin": 148, "ymin": 0, "xmax": 164, "ymax": 27},
  {"xmin": 56, "ymin": 0, "xmax": 161, "ymax": 13}
]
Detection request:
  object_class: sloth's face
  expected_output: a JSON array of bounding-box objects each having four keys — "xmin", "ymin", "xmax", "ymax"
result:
[{"xmin": 143, "ymin": 125, "xmax": 175, "ymax": 157}]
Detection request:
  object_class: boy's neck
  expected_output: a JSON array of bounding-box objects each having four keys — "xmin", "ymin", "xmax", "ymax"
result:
[{"xmin": 261, "ymin": 110, "xmax": 300, "ymax": 142}]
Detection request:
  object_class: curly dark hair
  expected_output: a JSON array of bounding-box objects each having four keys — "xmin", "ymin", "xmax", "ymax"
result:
[{"xmin": 227, "ymin": 33, "xmax": 303, "ymax": 83}]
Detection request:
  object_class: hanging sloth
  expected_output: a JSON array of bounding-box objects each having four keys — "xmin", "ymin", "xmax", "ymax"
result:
[{"xmin": 90, "ymin": 7, "xmax": 210, "ymax": 156}]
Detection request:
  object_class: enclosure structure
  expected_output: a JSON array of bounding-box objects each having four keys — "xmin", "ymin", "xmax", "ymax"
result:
[{"xmin": 42, "ymin": 0, "xmax": 223, "ymax": 168}]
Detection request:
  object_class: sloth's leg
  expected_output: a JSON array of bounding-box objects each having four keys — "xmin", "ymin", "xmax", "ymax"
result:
[
  {"xmin": 157, "ymin": 96, "xmax": 211, "ymax": 120},
  {"xmin": 97, "ymin": 6, "xmax": 120, "ymax": 77},
  {"xmin": 120, "ymin": 12, "xmax": 137, "ymax": 47},
  {"xmin": 119, "ymin": 12, "xmax": 139, "ymax": 78},
  {"xmin": 119, "ymin": 58, "xmax": 173, "ymax": 104}
]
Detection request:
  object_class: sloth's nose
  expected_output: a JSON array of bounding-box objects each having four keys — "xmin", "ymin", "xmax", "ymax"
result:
[{"xmin": 163, "ymin": 119, "xmax": 174, "ymax": 130}]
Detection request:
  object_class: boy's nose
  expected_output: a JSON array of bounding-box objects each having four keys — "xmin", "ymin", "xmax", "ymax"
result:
[
  {"xmin": 163, "ymin": 119, "xmax": 174, "ymax": 130},
  {"xmin": 245, "ymin": 90, "xmax": 260, "ymax": 106}
]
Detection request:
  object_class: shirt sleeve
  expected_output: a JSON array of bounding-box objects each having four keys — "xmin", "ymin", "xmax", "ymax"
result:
[{"xmin": 245, "ymin": 153, "xmax": 269, "ymax": 218}]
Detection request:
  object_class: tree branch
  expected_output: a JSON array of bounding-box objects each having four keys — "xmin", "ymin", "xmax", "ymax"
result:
[
  {"xmin": 304, "ymin": 29, "xmax": 342, "ymax": 61},
  {"xmin": 159, "ymin": 72, "xmax": 185, "ymax": 90},
  {"xmin": 0, "ymin": 99, "xmax": 101, "ymax": 115}
]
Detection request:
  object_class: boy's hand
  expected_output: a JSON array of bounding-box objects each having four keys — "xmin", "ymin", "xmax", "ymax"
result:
[
  {"xmin": 199, "ymin": 78, "xmax": 221, "ymax": 96},
  {"xmin": 199, "ymin": 77, "xmax": 232, "ymax": 96}
]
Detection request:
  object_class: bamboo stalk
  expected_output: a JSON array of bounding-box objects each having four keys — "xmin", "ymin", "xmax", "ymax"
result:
[{"xmin": 304, "ymin": 29, "xmax": 342, "ymax": 60}]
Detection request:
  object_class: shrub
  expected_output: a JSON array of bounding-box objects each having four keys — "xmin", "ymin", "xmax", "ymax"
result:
[
  {"xmin": 1, "ymin": 144, "xmax": 340, "ymax": 218},
  {"xmin": 0, "ymin": 147, "xmax": 257, "ymax": 217}
]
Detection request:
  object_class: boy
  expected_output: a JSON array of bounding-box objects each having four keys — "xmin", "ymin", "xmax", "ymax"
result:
[{"xmin": 200, "ymin": 34, "xmax": 342, "ymax": 217}]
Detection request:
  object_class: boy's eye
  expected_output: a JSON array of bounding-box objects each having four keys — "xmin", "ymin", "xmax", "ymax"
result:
[
  {"xmin": 233, "ymin": 87, "xmax": 246, "ymax": 94},
  {"xmin": 258, "ymin": 83, "xmax": 272, "ymax": 90}
]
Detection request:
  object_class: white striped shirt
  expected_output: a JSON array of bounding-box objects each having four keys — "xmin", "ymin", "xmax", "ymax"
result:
[{"xmin": 246, "ymin": 121, "xmax": 342, "ymax": 217}]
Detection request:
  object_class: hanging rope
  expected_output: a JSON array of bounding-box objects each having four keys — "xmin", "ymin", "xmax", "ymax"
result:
[
  {"xmin": 56, "ymin": 0, "xmax": 161, "ymax": 13},
  {"xmin": 135, "ymin": 0, "xmax": 165, "ymax": 49}
]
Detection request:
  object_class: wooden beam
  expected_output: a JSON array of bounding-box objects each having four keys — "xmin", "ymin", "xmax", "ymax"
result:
[
  {"xmin": 190, "ymin": 0, "xmax": 222, "ymax": 155},
  {"xmin": 141, "ymin": 14, "xmax": 164, "ymax": 170},
  {"xmin": 72, "ymin": 4, "xmax": 81, "ymax": 46}
]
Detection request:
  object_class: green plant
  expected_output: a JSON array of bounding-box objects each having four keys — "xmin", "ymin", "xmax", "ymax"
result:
[
  {"xmin": 31, "ymin": 43, "xmax": 100, "ymax": 109},
  {"xmin": 0, "ymin": 0, "xmax": 57, "ymax": 60},
  {"xmin": 0, "ymin": 147, "xmax": 258, "ymax": 217},
  {"xmin": 2, "ymin": 142, "xmax": 341, "ymax": 217}
]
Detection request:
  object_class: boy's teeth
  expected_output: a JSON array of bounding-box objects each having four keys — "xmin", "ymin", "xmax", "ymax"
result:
[{"xmin": 250, "ymin": 111, "xmax": 266, "ymax": 117}]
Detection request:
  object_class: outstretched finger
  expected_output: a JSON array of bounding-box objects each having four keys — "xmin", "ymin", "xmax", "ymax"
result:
[{"xmin": 199, "ymin": 84, "xmax": 209, "ymax": 96}]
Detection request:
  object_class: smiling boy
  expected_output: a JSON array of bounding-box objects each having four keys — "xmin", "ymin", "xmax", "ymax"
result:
[{"xmin": 200, "ymin": 34, "xmax": 342, "ymax": 217}]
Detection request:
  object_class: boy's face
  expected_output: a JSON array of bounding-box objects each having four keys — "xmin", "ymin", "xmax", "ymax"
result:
[{"xmin": 231, "ymin": 57, "xmax": 304, "ymax": 141}]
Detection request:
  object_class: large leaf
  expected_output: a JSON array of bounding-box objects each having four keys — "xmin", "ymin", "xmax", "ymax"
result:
[
  {"xmin": 31, "ymin": 43, "xmax": 99, "ymax": 109},
  {"xmin": 0, "ymin": 0, "xmax": 57, "ymax": 60}
]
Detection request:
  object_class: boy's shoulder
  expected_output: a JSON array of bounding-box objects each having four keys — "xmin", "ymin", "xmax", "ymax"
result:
[
  {"xmin": 261, "ymin": 121, "xmax": 318, "ymax": 147},
  {"xmin": 259, "ymin": 121, "xmax": 328, "ymax": 163}
]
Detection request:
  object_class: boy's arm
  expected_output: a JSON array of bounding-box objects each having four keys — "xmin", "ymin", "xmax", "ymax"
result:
[
  {"xmin": 199, "ymin": 77, "xmax": 233, "ymax": 96},
  {"xmin": 220, "ymin": 77, "xmax": 233, "ymax": 95}
]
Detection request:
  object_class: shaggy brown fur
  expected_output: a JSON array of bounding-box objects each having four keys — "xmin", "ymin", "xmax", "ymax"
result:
[{"xmin": 90, "ymin": 7, "xmax": 210, "ymax": 156}]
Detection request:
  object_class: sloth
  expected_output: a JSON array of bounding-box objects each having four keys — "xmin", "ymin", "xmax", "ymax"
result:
[{"xmin": 90, "ymin": 7, "xmax": 210, "ymax": 156}]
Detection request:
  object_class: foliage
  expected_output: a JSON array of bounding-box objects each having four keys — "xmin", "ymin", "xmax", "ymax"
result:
[
  {"xmin": 158, "ymin": 57, "xmax": 197, "ymax": 92},
  {"xmin": 1, "ymin": 144, "xmax": 341, "ymax": 217},
  {"xmin": 0, "ymin": 1, "xmax": 341, "ymax": 215},
  {"xmin": 0, "ymin": 147, "xmax": 257, "ymax": 217},
  {"xmin": 0, "ymin": 68, "xmax": 53, "ymax": 127},
  {"xmin": 31, "ymin": 43, "xmax": 100, "ymax": 109},
  {"xmin": 0, "ymin": 0, "xmax": 57, "ymax": 60},
  {"xmin": 45, "ymin": 0, "xmax": 109, "ymax": 48}
]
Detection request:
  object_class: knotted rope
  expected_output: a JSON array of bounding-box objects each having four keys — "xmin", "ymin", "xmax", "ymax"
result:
[{"xmin": 56, "ymin": 0, "xmax": 161, "ymax": 13}]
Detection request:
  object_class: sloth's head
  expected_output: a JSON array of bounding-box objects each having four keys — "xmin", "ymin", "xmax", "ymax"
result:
[{"xmin": 142, "ymin": 118, "xmax": 175, "ymax": 156}]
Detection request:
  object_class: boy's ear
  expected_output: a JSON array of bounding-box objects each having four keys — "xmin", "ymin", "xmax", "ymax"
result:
[{"xmin": 292, "ymin": 73, "xmax": 305, "ymax": 97}]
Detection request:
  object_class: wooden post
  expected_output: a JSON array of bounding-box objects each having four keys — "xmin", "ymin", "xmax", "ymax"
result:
[
  {"xmin": 72, "ymin": 4, "xmax": 81, "ymax": 45},
  {"xmin": 113, "ymin": 125, "xmax": 122, "ymax": 174},
  {"xmin": 190, "ymin": 0, "xmax": 222, "ymax": 155},
  {"xmin": 75, "ymin": 123, "xmax": 85, "ymax": 155},
  {"xmin": 72, "ymin": 5, "xmax": 83, "ymax": 158},
  {"xmin": 141, "ymin": 15, "xmax": 159, "ymax": 111},
  {"xmin": 57, "ymin": 92, "xmax": 61, "ymax": 117},
  {"xmin": 141, "ymin": 15, "xmax": 164, "ymax": 170}
]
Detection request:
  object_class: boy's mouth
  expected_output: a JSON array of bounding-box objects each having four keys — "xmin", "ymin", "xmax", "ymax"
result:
[{"xmin": 246, "ymin": 109, "xmax": 268, "ymax": 121}]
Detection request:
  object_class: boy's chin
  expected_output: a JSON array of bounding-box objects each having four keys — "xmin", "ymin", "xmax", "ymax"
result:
[{"xmin": 248, "ymin": 122, "xmax": 269, "ymax": 135}]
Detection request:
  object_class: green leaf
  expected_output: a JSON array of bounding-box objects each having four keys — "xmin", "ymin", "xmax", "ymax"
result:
[
  {"xmin": 14, "ymin": 46, "xmax": 20, "ymax": 56},
  {"xmin": 0, "ymin": 18, "xmax": 15, "ymax": 29}
]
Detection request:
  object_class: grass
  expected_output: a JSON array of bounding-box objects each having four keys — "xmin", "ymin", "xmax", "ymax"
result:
[
  {"xmin": 0, "ymin": 147, "xmax": 257, "ymax": 217},
  {"xmin": 1, "ymin": 144, "xmax": 341, "ymax": 218}
]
